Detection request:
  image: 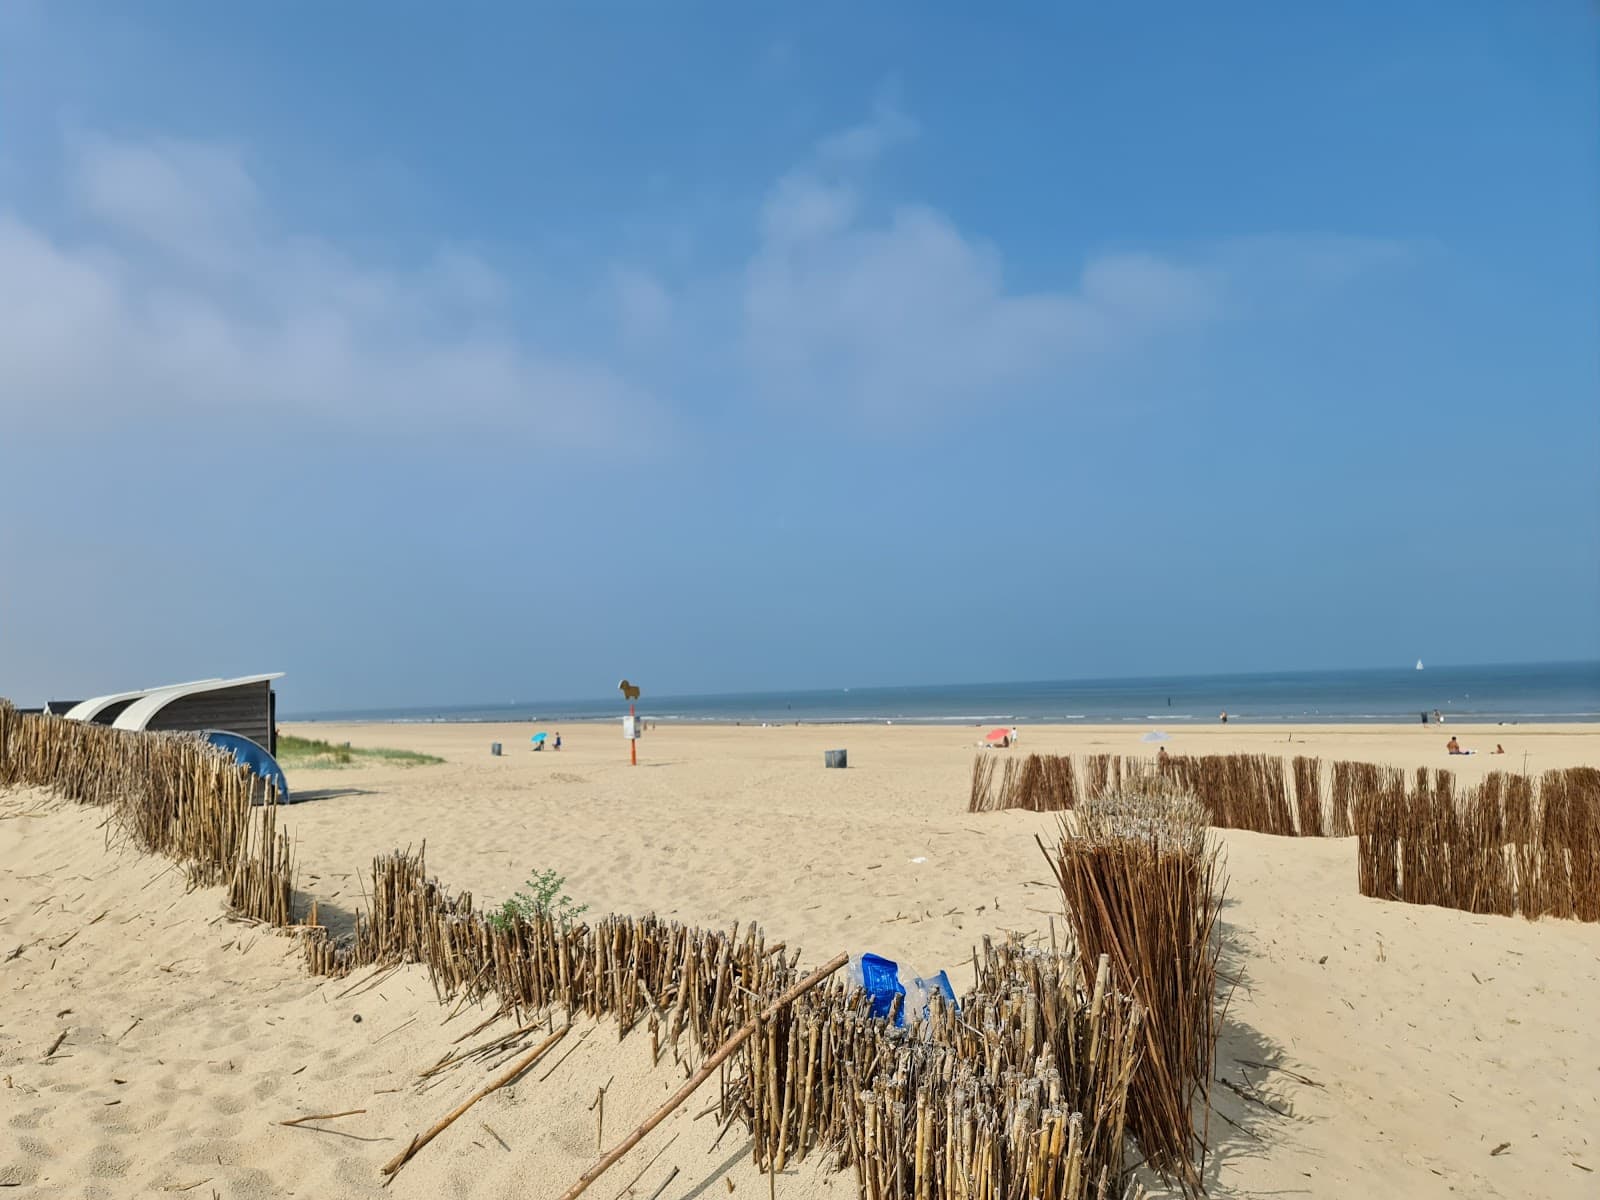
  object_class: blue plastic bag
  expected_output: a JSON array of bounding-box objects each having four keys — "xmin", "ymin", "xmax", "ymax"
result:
[{"xmin": 858, "ymin": 952, "xmax": 906, "ymax": 1023}]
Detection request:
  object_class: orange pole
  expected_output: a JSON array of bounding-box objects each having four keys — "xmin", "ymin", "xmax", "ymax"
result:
[{"xmin": 629, "ymin": 702, "xmax": 637, "ymax": 766}]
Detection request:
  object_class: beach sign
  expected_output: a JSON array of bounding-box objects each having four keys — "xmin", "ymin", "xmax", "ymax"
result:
[{"xmin": 619, "ymin": 679, "xmax": 641, "ymax": 765}]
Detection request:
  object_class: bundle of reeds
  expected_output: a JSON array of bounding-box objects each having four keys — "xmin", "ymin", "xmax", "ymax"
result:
[
  {"xmin": 1292, "ymin": 756, "xmax": 1324, "ymax": 837},
  {"xmin": 1083, "ymin": 754, "xmax": 1112, "ymax": 797},
  {"xmin": 967, "ymin": 753, "xmax": 1079, "ymax": 813},
  {"xmin": 1356, "ymin": 766, "xmax": 1600, "ymax": 923},
  {"xmin": 1040, "ymin": 782, "xmax": 1223, "ymax": 1195},
  {"xmin": 968, "ymin": 754, "xmax": 998, "ymax": 812}
]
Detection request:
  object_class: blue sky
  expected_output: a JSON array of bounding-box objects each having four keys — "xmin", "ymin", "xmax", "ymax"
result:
[{"xmin": 2, "ymin": 2, "xmax": 1596, "ymax": 711}]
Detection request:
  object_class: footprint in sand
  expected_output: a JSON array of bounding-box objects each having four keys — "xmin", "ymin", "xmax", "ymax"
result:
[
  {"xmin": 7, "ymin": 1105, "xmax": 46, "ymax": 1130},
  {"xmin": 83, "ymin": 1142, "xmax": 131, "ymax": 1178},
  {"xmin": 211, "ymin": 1091, "xmax": 247, "ymax": 1116}
]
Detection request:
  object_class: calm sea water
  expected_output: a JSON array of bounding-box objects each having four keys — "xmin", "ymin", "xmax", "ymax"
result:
[{"xmin": 293, "ymin": 661, "xmax": 1600, "ymax": 726}]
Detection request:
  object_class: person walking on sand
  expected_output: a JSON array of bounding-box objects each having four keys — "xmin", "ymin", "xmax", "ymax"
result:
[
  {"xmin": 1009, "ymin": 726, "xmax": 1019, "ymax": 747},
  {"xmin": 1434, "ymin": 709, "xmax": 1444, "ymax": 725},
  {"xmin": 1219, "ymin": 710, "xmax": 1228, "ymax": 724},
  {"xmin": 554, "ymin": 732, "xmax": 562, "ymax": 751}
]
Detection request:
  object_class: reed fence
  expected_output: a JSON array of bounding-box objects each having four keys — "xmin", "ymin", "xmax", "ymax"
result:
[
  {"xmin": 1356, "ymin": 766, "xmax": 1600, "ymax": 922},
  {"xmin": 4, "ymin": 699, "xmax": 1168, "ymax": 1199},
  {"xmin": 968, "ymin": 749, "xmax": 1551, "ymax": 845},
  {"xmin": 0, "ymin": 702, "xmax": 295, "ymax": 922},
  {"xmin": 969, "ymin": 752, "xmax": 1078, "ymax": 812}
]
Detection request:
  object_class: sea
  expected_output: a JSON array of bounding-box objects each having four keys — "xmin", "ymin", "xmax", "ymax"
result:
[{"xmin": 292, "ymin": 660, "xmax": 1600, "ymax": 727}]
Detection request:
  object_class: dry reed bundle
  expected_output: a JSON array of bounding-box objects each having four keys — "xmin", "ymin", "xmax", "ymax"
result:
[
  {"xmin": 1292, "ymin": 756, "xmax": 1324, "ymax": 837},
  {"xmin": 1041, "ymin": 785, "xmax": 1223, "ymax": 1195},
  {"xmin": 1083, "ymin": 754, "xmax": 1112, "ymax": 797},
  {"xmin": 1159, "ymin": 754, "xmax": 1293, "ymax": 836},
  {"xmin": 967, "ymin": 754, "xmax": 1079, "ymax": 813},
  {"xmin": 1355, "ymin": 766, "xmax": 1600, "ymax": 923},
  {"xmin": 968, "ymin": 755, "xmax": 998, "ymax": 812}
]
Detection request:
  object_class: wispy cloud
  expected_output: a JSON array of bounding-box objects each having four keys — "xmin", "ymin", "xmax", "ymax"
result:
[
  {"xmin": 815, "ymin": 95, "xmax": 920, "ymax": 165},
  {"xmin": 2, "ymin": 111, "xmax": 1410, "ymax": 449},
  {"xmin": 1, "ymin": 135, "xmax": 653, "ymax": 445}
]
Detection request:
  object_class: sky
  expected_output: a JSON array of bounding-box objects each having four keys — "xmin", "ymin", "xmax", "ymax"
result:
[{"xmin": 1, "ymin": 2, "xmax": 1597, "ymax": 712}]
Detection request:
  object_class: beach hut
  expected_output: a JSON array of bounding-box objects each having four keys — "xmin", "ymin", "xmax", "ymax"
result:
[
  {"xmin": 65, "ymin": 682, "xmax": 221, "ymax": 727},
  {"xmin": 110, "ymin": 673, "xmax": 284, "ymax": 754}
]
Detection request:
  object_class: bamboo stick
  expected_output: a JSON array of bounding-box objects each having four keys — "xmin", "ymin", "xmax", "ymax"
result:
[
  {"xmin": 381, "ymin": 1024, "xmax": 570, "ymax": 1176},
  {"xmin": 556, "ymin": 952, "xmax": 849, "ymax": 1200}
]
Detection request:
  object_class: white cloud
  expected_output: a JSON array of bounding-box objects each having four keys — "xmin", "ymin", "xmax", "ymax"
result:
[
  {"xmin": 736, "ymin": 104, "xmax": 1407, "ymax": 423},
  {"xmin": 816, "ymin": 97, "xmax": 919, "ymax": 164},
  {"xmin": 760, "ymin": 173, "xmax": 859, "ymax": 244},
  {"xmin": 743, "ymin": 190, "xmax": 1223, "ymax": 419},
  {"xmin": 1, "ymin": 135, "xmax": 653, "ymax": 444}
]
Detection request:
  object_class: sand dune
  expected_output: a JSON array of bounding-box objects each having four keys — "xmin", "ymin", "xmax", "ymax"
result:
[{"xmin": 4, "ymin": 721, "xmax": 1598, "ymax": 1197}]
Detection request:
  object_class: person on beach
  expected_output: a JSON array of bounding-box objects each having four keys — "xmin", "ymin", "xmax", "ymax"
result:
[
  {"xmin": 1009, "ymin": 726, "xmax": 1019, "ymax": 746},
  {"xmin": 1434, "ymin": 709, "xmax": 1444, "ymax": 725},
  {"xmin": 1420, "ymin": 711, "xmax": 1429, "ymax": 725},
  {"xmin": 1219, "ymin": 710, "xmax": 1228, "ymax": 724},
  {"xmin": 1447, "ymin": 736, "xmax": 1466, "ymax": 755},
  {"xmin": 554, "ymin": 732, "xmax": 562, "ymax": 751},
  {"xmin": 1493, "ymin": 743, "xmax": 1505, "ymax": 755}
]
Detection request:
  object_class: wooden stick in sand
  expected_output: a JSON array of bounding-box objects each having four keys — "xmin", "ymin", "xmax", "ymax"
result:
[
  {"xmin": 382, "ymin": 1024, "xmax": 569, "ymax": 1177},
  {"xmin": 554, "ymin": 951, "xmax": 848, "ymax": 1200},
  {"xmin": 280, "ymin": 1109, "xmax": 367, "ymax": 1128}
]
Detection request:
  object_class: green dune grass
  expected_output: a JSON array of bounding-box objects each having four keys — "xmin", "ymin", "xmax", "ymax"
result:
[{"xmin": 275, "ymin": 733, "xmax": 443, "ymax": 769}]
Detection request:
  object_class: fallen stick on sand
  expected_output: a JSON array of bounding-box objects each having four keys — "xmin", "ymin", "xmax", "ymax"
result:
[
  {"xmin": 645, "ymin": 1166, "xmax": 681, "ymax": 1200},
  {"xmin": 279, "ymin": 1109, "xmax": 367, "ymax": 1128},
  {"xmin": 608, "ymin": 1133, "xmax": 679, "ymax": 1200},
  {"xmin": 554, "ymin": 951, "xmax": 848, "ymax": 1200},
  {"xmin": 381, "ymin": 1024, "xmax": 569, "ymax": 1177},
  {"xmin": 536, "ymin": 1025, "xmax": 594, "ymax": 1082}
]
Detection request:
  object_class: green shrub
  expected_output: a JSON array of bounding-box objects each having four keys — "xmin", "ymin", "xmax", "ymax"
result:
[{"xmin": 487, "ymin": 869, "xmax": 588, "ymax": 932}]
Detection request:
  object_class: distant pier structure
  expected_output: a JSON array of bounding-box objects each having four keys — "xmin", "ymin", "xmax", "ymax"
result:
[{"xmin": 65, "ymin": 673, "xmax": 283, "ymax": 755}]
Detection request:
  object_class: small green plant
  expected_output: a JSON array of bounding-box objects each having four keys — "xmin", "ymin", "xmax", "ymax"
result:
[{"xmin": 487, "ymin": 869, "xmax": 588, "ymax": 932}]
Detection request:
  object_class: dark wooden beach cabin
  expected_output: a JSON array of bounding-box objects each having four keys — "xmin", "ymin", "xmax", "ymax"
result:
[{"xmin": 68, "ymin": 674, "xmax": 282, "ymax": 754}]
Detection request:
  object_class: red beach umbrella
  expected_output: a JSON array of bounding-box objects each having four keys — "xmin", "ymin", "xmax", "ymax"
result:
[{"xmin": 985, "ymin": 728, "xmax": 1011, "ymax": 744}]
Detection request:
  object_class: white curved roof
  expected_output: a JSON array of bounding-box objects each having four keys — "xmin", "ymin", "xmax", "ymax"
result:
[
  {"xmin": 112, "ymin": 673, "xmax": 284, "ymax": 733},
  {"xmin": 64, "ymin": 678, "xmax": 222, "ymax": 722}
]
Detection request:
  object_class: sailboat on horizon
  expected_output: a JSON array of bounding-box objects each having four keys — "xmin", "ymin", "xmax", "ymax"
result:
[{"xmin": 1416, "ymin": 659, "xmax": 1424, "ymax": 670}]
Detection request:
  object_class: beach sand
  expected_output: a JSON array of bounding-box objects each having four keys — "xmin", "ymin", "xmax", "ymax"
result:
[{"xmin": 3, "ymin": 721, "xmax": 1598, "ymax": 1197}]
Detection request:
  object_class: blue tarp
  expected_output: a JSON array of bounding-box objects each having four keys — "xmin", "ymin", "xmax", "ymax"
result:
[{"xmin": 202, "ymin": 731, "xmax": 291, "ymax": 804}]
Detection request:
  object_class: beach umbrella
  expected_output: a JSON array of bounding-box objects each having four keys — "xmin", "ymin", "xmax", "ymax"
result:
[
  {"xmin": 531, "ymin": 731, "xmax": 548, "ymax": 743},
  {"xmin": 1141, "ymin": 731, "xmax": 1170, "ymax": 743},
  {"xmin": 985, "ymin": 728, "xmax": 1011, "ymax": 744}
]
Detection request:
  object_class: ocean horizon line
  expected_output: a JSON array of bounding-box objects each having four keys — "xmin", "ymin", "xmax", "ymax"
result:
[{"xmin": 285, "ymin": 659, "xmax": 1600, "ymax": 726}]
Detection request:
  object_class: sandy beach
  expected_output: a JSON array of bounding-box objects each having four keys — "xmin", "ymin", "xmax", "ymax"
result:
[{"xmin": 4, "ymin": 720, "xmax": 1599, "ymax": 1197}]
